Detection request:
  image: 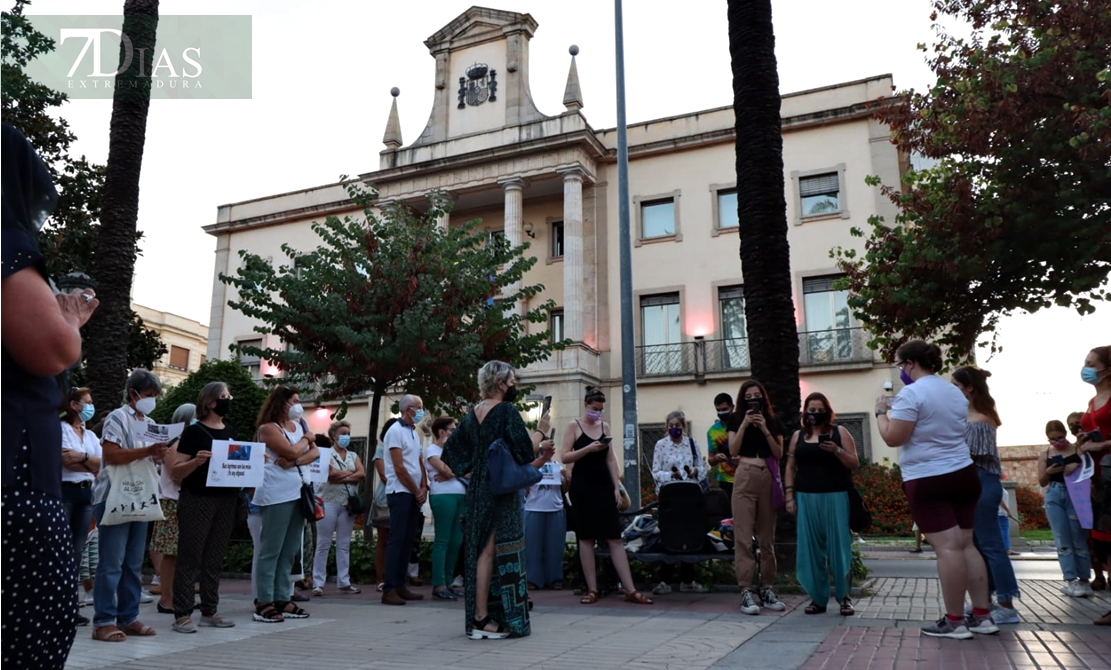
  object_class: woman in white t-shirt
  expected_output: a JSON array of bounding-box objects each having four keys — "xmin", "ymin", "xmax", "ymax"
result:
[
  {"xmin": 524, "ymin": 458, "xmax": 567, "ymax": 591},
  {"xmin": 311, "ymin": 420, "xmax": 365, "ymax": 596},
  {"xmin": 875, "ymin": 340, "xmax": 994, "ymax": 640},
  {"xmin": 60, "ymin": 386, "xmax": 102, "ymax": 627},
  {"xmin": 426, "ymin": 416, "xmax": 465, "ymax": 600},
  {"xmin": 252, "ymin": 386, "xmax": 319, "ymax": 623}
]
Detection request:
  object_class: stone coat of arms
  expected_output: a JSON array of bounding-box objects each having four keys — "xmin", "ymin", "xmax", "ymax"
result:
[{"xmin": 458, "ymin": 62, "xmax": 498, "ymax": 109}]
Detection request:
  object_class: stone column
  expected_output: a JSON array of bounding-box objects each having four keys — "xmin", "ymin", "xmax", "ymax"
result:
[
  {"xmin": 498, "ymin": 177, "xmax": 527, "ymax": 317},
  {"xmin": 558, "ymin": 167, "xmax": 585, "ymax": 342},
  {"xmin": 430, "ymin": 191, "xmax": 453, "ymax": 231}
]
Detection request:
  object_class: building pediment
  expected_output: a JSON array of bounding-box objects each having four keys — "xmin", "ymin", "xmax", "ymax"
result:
[{"xmin": 424, "ymin": 6, "xmax": 538, "ymax": 51}]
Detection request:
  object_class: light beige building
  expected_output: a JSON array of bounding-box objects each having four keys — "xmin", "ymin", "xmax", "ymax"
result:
[
  {"xmin": 132, "ymin": 302, "xmax": 209, "ymax": 387},
  {"xmin": 204, "ymin": 7, "xmax": 908, "ymax": 465}
]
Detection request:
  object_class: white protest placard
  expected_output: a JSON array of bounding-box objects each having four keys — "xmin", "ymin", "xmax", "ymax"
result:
[
  {"xmin": 206, "ymin": 440, "xmax": 265, "ymax": 488},
  {"xmin": 132, "ymin": 421, "xmax": 184, "ymax": 445},
  {"xmin": 304, "ymin": 447, "xmax": 332, "ymax": 485},
  {"xmin": 538, "ymin": 461, "xmax": 561, "ymax": 486}
]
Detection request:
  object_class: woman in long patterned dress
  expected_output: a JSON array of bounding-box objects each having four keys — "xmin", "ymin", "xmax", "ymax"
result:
[{"xmin": 442, "ymin": 360, "xmax": 554, "ymax": 639}]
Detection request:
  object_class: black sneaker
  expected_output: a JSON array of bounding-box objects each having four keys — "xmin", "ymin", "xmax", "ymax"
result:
[{"xmin": 75, "ymin": 614, "xmax": 90, "ymax": 627}]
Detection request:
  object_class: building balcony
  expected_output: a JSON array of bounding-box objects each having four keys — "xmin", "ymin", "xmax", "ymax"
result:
[{"xmin": 635, "ymin": 327, "xmax": 875, "ymax": 380}]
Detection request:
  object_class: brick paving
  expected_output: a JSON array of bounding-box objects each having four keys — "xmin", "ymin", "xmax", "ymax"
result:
[{"xmin": 63, "ymin": 576, "xmax": 1111, "ymax": 670}]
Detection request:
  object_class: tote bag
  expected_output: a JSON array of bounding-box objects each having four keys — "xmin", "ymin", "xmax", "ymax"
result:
[
  {"xmin": 1065, "ymin": 452, "xmax": 1095, "ymax": 530},
  {"xmin": 100, "ymin": 459, "xmax": 165, "ymax": 526}
]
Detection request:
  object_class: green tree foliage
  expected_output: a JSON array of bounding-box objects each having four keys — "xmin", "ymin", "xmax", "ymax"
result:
[
  {"xmin": 836, "ymin": 0, "xmax": 1110, "ymax": 363},
  {"xmin": 149, "ymin": 359, "xmax": 269, "ymax": 442},
  {"xmin": 221, "ymin": 182, "xmax": 565, "ymax": 448},
  {"xmin": 1, "ymin": 1, "xmax": 165, "ymax": 376}
]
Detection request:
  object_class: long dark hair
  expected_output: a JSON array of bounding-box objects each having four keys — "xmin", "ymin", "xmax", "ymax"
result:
[
  {"xmin": 735, "ymin": 379, "xmax": 776, "ymax": 423},
  {"xmin": 256, "ymin": 385, "xmax": 297, "ymax": 428},
  {"xmin": 952, "ymin": 366, "xmax": 1002, "ymax": 427},
  {"xmin": 801, "ymin": 392, "xmax": 835, "ymax": 439}
]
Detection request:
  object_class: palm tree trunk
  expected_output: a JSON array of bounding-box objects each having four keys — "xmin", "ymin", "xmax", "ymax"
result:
[
  {"xmin": 728, "ymin": 0, "xmax": 800, "ymax": 572},
  {"xmin": 84, "ymin": 0, "xmax": 159, "ymax": 414}
]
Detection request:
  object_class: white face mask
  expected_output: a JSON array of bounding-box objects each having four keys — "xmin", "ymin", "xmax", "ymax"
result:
[
  {"xmin": 288, "ymin": 403, "xmax": 304, "ymax": 421},
  {"xmin": 134, "ymin": 395, "xmax": 157, "ymax": 416}
]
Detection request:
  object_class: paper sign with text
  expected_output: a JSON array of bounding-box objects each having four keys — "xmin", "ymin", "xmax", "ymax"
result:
[
  {"xmin": 131, "ymin": 421, "xmax": 184, "ymax": 445},
  {"xmin": 304, "ymin": 447, "xmax": 332, "ymax": 485},
  {"xmin": 206, "ymin": 440, "xmax": 264, "ymax": 488}
]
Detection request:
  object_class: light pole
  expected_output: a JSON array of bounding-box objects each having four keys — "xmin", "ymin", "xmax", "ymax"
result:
[{"xmin": 614, "ymin": 0, "xmax": 640, "ymax": 510}]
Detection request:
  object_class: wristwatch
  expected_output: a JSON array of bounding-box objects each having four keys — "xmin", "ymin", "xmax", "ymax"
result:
[
  {"xmin": 836, "ymin": 447, "xmax": 844, "ymax": 455},
  {"xmin": 875, "ymin": 409, "xmax": 887, "ymax": 417}
]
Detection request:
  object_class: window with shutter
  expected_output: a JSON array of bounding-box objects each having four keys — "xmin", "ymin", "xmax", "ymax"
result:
[
  {"xmin": 799, "ymin": 172, "xmax": 840, "ymax": 216},
  {"xmin": 169, "ymin": 345, "xmax": 189, "ymax": 371}
]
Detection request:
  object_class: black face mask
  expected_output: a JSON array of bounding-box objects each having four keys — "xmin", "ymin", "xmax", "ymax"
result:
[
  {"xmin": 806, "ymin": 411, "xmax": 829, "ymax": 426},
  {"xmin": 213, "ymin": 397, "xmax": 232, "ymax": 417},
  {"xmin": 503, "ymin": 385, "xmax": 519, "ymax": 403},
  {"xmin": 716, "ymin": 410, "xmax": 732, "ymax": 418}
]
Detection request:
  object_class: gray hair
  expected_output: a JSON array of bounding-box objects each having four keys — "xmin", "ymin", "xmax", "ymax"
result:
[
  {"xmin": 399, "ymin": 394, "xmax": 421, "ymax": 413},
  {"xmin": 328, "ymin": 420, "xmax": 351, "ymax": 437},
  {"xmin": 171, "ymin": 403, "xmax": 196, "ymax": 424},
  {"xmin": 124, "ymin": 368, "xmax": 162, "ymax": 400},
  {"xmin": 665, "ymin": 410, "xmax": 686, "ymax": 427},
  {"xmin": 478, "ymin": 360, "xmax": 515, "ymax": 399}
]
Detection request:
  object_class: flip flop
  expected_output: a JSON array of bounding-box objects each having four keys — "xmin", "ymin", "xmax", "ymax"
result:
[{"xmin": 121, "ymin": 621, "xmax": 157, "ymax": 636}]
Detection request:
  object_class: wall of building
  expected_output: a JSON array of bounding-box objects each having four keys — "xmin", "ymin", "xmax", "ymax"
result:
[{"xmin": 133, "ymin": 303, "xmax": 209, "ymax": 387}]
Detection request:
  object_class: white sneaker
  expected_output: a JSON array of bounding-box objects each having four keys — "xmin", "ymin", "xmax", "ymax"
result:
[
  {"xmin": 140, "ymin": 589, "xmax": 154, "ymax": 604},
  {"xmin": 991, "ymin": 605, "xmax": 1020, "ymax": 625},
  {"xmin": 651, "ymin": 581, "xmax": 672, "ymax": 595},
  {"xmin": 739, "ymin": 590, "xmax": 760, "ymax": 615},
  {"xmin": 83, "ymin": 591, "xmax": 94, "ymax": 605},
  {"xmin": 1074, "ymin": 581, "xmax": 1094, "ymax": 598},
  {"xmin": 451, "ymin": 576, "xmax": 464, "ymax": 589},
  {"xmin": 680, "ymin": 581, "xmax": 708, "ymax": 593},
  {"xmin": 150, "ymin": 574, "xmax": 161, "ymax": 587}
]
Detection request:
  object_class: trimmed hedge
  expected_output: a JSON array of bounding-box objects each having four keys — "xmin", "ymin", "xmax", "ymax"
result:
[
  {"xmin": 1015, "ymin": 485, "xmax": 1050, "ymax": 530},
  {"xmin": 854, "ymin": 462, "xmax": 912, "ymax": 535}
]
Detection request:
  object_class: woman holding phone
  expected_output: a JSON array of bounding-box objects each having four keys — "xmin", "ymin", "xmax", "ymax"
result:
[
  {"xmin": 561, "ymin": 386, "xmax": 652, "ymax": 606},
  {"xmin": 727, "ymin": 379, "xmax": 785, "ymax": 615},
  {"xmin": 784, "ymin": 392, "xmax": 859, "ymax": 616},
  {"xmin": 1040, "ymin": 420, "xmax": 1093, "ymax": 597}
]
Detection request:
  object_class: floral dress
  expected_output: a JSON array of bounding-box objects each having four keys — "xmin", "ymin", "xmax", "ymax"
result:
[{"xmin": 442, "ymin": 401, "xmax": 535, "ymax": 638}]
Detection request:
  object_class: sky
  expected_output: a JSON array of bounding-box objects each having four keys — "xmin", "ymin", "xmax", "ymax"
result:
[{"xmin": 23, "ymin": 0, "xmax": 1110, "ymax": 446}]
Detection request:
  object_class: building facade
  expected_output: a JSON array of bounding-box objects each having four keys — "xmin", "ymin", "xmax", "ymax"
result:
[
  {"xmin": 133, "ymin": 302, "xmax": 209, "ymax": 387},
  {"xmin": 205, "ymin": 7, "xmax": 909, "ymax": 463}
]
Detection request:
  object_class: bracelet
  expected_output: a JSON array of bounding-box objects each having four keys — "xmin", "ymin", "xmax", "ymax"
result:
[
  {"xmin": 82, "ymin": 452, "xmax": 89, "ymax": 463},
  {"xmin": 784, "ymin": 486, "xmax": 795, "ymax": 491}
]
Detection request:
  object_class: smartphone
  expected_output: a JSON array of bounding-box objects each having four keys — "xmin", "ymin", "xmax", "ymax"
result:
[
  {"xmin": 819, "ymin": 433, "xmax": 833, "ymax": 443},
  {"xmin": 167, "ymin": 436, "xmax": 181, "ymax": 448},
  {"xmin": 746, "ymin": 399, "xmax": 762, "ymax": 413},
  {"xmin": 600, "ymin": 435, "xmax": 613, "ymax": 445},
  {"xmin": 1049, "ymin": 454, "xmax": 1065, "ymax": 467},
  {"xmin": 541, "ymin": 395, "xmax": 553, "ymax": 417},
  {"xmin": 549, "ymin": 428, "xmax": 556, "ymax": 444},
  {"xmin": 1087, "ymin": 430, "xmax": 1105, "ymax": 443}
]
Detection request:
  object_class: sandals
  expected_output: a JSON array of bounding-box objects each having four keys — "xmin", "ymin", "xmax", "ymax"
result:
[
  {"xmin": 580, "ymin": 589, "xmax": 598, "ymax": 605},
  {"xmin": 251, "ymin": 602, "xmax": 284, "ymax": 623},
  {"xmin": 432, "ymin": 588, "xmax": 458, "ymax": 601},
  {"xmin": 624, "ymin": 591, "xmax": 653, "ymax": 605},
  {"xmin": 337, "ymin": 585, "xmax": 361, "ymax": 594},
  {"xmin": 92, "ymin": 625, "xmax": 126, "ymax": 642},
  {"xmin": 277, "ymin": 601, "xmax": 310, "ymax": 619},
  {"xmin": 121, "ymin": 621, "xmax": 156, "ymax": 636},
  {"xmin": 839, "ymin": 597, "xmax": 855, "ymax": 616},
  {"xmin": 469, "ymin": 615, "xmax": 509, "ymax": 640},
  {"xmin": 804, "ymin": 602, "xmax": 827, "ymax": 614}
]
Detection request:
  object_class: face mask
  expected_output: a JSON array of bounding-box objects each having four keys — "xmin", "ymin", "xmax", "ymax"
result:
[
  {"xmin": 134, "ymin": 394, "xmax": 157, "ymax": 416},
  {"xmin": 190, "ymin": 418, "xmax": 198, "ymax": 425},
  {"xmin": 1081, "ymin": 366, "xmax": 1104, "ymax": 385},
  {"xmin": 1050, "ymin": 438, "xmax": 1070, "ymax": 451},
  {"xmin": 900, "ymin": 368, "xmax": 914, "ymax": 386},
  {"xmin": 288, "ymin": 403, "xmax": 304, "ymax": 421},
  {"xmin": 586, "ymin": 408, "xmax": 603, "ymax": 422},
  {"xmin": 1069, "ymin": 424, "xmax": 1083, "ymax": 436},
  {"xmin": 806, "ymin": 411, "xmax": 829, "ymax": 426},
  {"xmin": 503, "ymin": 385, "xmax": 519, "ymax": 403},
  {"xmin": 337, "ymin": 435, "xmax": 351, "ymax": 449},
  {"xmin": 412, "ymin": 409, "xmax": 425, "ymax": 424},
  {"xmin": 79, "ymin": 404, "xmax": 95, "ymax": 423},
  {"xmin": 213, "ymin": 398, "xmax": 232, "ymax": 417},
  {"xmin": 668, "ymin": 426, "xmax": 683, "ymax": 439},
  {"xmin": 716, "ymin": 410, "xmax": 732, "ymax": 418}
]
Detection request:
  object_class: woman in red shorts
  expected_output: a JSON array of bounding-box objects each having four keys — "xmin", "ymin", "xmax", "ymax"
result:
[
  {"xmin": 1077, "ymin": 345, "xmax": 1111, "ymax": 625},
  {"xmin": 875, "ymin": 340, "xmax": 996, "ymax": 640}
]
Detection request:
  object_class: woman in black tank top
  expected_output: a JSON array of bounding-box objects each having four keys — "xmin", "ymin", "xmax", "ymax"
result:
[
  {"xmin": 560, "ymin": 386, "xmax": 652, "ymax": 606},
  {"xmin": 784, "ymin": 392, "xmax": 860, "ymax": 615}
]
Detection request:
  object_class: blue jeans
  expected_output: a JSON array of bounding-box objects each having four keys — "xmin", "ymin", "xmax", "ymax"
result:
[
  {"xmin": 1044, "ymin": 482, "xmax": 1091, "ymax": 581},
  {"xmin": 524, "ymin": 509, "xmax": 566, "ymax": 588},
  {"xmin": 384, "ymin": 492, "xmax": 420, "ymax": 594},
  {"xmin": 91, "ymin": 502, "xmax": 148, "ymax": 628},
  {"xmin": 972, "ymin": 469, "xmax": 1020, "ymax": 601},
  {"xmin": 998, "ymin": 515, "xmax": 1011, "ymax": 551}
]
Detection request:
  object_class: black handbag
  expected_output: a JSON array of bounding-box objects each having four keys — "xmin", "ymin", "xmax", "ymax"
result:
[
  {"xmin": 847, "ymin": 485, "xmax": 872, "ymax": 533},
  {"xmin": 295, "ymin": 464, "xmax": 322, "ymax": 523},
  {"xmin": 488, "ymin": 437, "xmax": 541, "ymax": 496}
]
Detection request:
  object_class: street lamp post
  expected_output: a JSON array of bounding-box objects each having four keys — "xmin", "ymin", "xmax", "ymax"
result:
[{"xmin": 614, "ymin": 0, "xmax": 640, "ymax": 510}]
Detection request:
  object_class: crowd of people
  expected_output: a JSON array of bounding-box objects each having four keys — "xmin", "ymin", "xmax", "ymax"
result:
[{"xmin": 4, "ymin": 124, "xmax": 1111, "ymax": 666}]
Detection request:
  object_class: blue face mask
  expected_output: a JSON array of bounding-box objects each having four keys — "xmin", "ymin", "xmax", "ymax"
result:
[
  {"xmin": 1082, "ymin": 366, "xmax": 1104, "ymax": 385},
  {"xmin": 190, "ymin": 418, "xmax": 198, "ymax": 425},
  {"xmin": 79, "ymin": 404, "xmax": 95, "ymax": 423},
  {"xmin": 337, "ymin": 434, "xmax": 351, "ymax": 448},
  {"xmin": 412, "ymin": 409, "xmax": 425, "ymax": 424}
]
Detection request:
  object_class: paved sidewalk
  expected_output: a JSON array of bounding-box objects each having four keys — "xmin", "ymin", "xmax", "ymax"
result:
[{"xmin": 65, "ymin": 576, "xmax": 1111, "ymax": 670}]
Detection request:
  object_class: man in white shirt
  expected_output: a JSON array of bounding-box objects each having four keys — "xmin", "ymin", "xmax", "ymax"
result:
[{"xmin": 381, "ymin": 394, "xmax": 428, "ymax": 605}]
